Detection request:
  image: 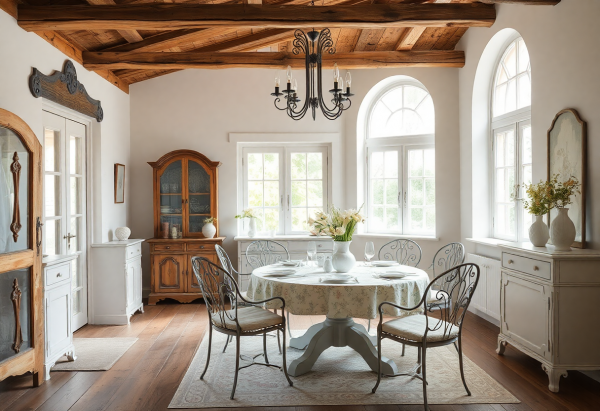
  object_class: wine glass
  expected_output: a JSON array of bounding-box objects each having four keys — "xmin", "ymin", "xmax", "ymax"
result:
[
  {"xmin": 364, "ymin": 241, "xmax": 375, "ymax": 266},
  {"xmin": 307, "ymin": 241, "xmax": 317, "ymax": 266}
]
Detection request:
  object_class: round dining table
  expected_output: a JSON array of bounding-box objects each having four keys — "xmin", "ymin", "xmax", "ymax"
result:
[{"xmin": 246, "ymin": 262, "xmax": 430, "ymax": 377}]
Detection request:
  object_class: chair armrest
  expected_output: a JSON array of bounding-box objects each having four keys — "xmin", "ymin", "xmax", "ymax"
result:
[
  {"xmin": 378, "ymin": 300, "xmax": 422, "ymax": 316},
  {"xmin": 238, "ymin": 293, "xmax": 285, "ymax": 310}
]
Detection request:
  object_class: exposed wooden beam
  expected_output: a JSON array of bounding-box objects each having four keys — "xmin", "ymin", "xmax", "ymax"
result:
[
  {"xmin": 395, "ymin": 0, "xmax": 450, "ymax": 51},
  {"xmin": 83, "ymin": 50, "xmax": 465, "ymax": 70},
  {"xmin": 18, "ymin": 4, "xmax": 496, "ymax": 31},
  {"xmin": 85, "ymin": 0, "xmax": 144, "ymax": 44},
  {"xmin": 0, "ymin": 0, "xmax": 17, "ymax": 19},
  {"xmin": 104, "ymin": 29, "xmax": 219, "ymax": 52},
  {"xmin": 192, "ymin": 29, "xmax": 295, "ymax": 53}
]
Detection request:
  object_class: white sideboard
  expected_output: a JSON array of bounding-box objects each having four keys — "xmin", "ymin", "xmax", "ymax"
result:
[
  {"xmin": 496, "ymin": 243, "xmax": 600, "ymax": 392},
  {"xmin": 43, "ymin": 254, "xmax": 78, "ymax": 380},
  {"xmin": 90, "ymin": 239, "xmax": 144, "ymax": 325},
  {"xmin": 234, "ymin": 235, "xmax": 333, "ymax": 291}
]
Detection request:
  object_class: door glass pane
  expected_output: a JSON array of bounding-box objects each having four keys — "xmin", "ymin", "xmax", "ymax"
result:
[
  {"xmin": 188, "ymin": 161, "xmax": 212, "ymax": 234},
  {"xmin": 45, "ymin": 175, "xmax": 60, "ymax": 217},
  {"xmin": 0, "ymin": 268, "xmax": 31, "ymax": 362},
  {"xmin": 188, "ymin": 161, "xmax": 210, "ymax": 194},
  {"xmin": 70, "ymin": 177, "xmax": 81, "ymax": 214},
  {"xmin": 69, "ymin": 217, "xmax": 81, "ymax": 253},
  {"xmin": 0, "ymin": 127, "xmax": 29, "ymax": 254},
  {"xmin": 45, "ymin": 129, "xmax": 60, "ymax": 172},
  {"xmin": 72, "ymin": 289, "xmax": 81, "ymax": 316},
  {"xmin": 69, "ymin": 136, "xmax": 82, "ymax": 175},
  {"xmin": 159, "ymin": 161, "xmax": 183, "ymax": 237},
  {"xmin": 44, "ymin": 219, "xmax": 60, "ymax": 256}
]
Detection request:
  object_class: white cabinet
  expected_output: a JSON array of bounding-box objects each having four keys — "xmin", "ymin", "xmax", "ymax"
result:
[
  {"xmin": 466, "ymin": 253, "xmax": 501, "ymax": 321},
  {"xmin": 497, "ymin": 243, "xmax": 600, "ymax": 393},
  {"xmin": 43, "ymin": 255, "xmax": 78, "ymax": 380},
  {"xmin": 235, "ymin": 235, "xmax": 333, "ymax": 291},
  {"xmin": 90, "ymin": 239, "xmax": 144, "ymax": 325}
]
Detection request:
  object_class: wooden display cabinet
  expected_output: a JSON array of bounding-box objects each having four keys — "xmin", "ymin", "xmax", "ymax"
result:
[{"xmin": 147, "ymin": 150, "xmax": 224, "ymax": 305}]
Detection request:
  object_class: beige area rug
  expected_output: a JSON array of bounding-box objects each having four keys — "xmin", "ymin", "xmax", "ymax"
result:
[
  {"xmin": 52, "ymin": 337, "xmax": 138, "ymax": 371},
  {"xmin": 169, "ymin": 330, "xmax": 519, "ymax": 408}
]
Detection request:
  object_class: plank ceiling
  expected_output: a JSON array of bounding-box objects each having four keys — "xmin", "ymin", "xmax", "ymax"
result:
[{"xmin": 6, "ymin": 0, "xmax": 559, "ymax": 93}]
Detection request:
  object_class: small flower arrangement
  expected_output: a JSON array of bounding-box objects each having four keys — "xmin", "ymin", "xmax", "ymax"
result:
[
  {"xmin": 518, "ymin": 175, "xmax": 581, "ymax": 215},
  {"xmin": 235, "ymin": 208, "xmax": 258, "ymax": 219},
  {"xmin": 203, "ymin": 217, "xmax": 217, "ymax": 224},
  {"xmin": 308, "ymin": 205, "xmax": 365, "ymax": 242}
]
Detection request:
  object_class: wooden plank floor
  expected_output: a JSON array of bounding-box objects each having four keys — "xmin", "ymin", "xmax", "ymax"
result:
[{"xmin": 1, "ymin": 302, "xmax": 599, "ymax": 411}]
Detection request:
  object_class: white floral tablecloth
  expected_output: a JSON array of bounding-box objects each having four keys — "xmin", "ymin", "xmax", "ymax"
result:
[{"xmin": 245, "ymin": 263, "xmax": 430, "ymax": 319}]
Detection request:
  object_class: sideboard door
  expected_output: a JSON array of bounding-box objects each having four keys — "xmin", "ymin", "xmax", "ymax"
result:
[
  {"xmin": 501, "ymin": 272, "xmax": 551, "ymax": 359},
  {"xmin": 152, "ymin": 255, "xmax": 186, "ymax": 293},
  {"xmin": 187, "ymin": 253, "xmax": 217, "ymax": 293}
]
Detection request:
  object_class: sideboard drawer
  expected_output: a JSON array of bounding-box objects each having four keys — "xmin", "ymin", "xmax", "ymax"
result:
[
  {"xmin": 126, "ymin": 243, "xmax": 142, "ymax": 260},
  {"xmin": 153, "ymin": 243, "xmax": 184, "ymax": 252},
  {"xmin": 187, "ymin": 243, "xmax": 212, "ymax": 252},
  {"xmin": 45, "ymin": 263, "xmax": 71, "ymax": 287},
  {"xmin": 502, "ymin": 252, "xmax": 551, "ymax": 280}
]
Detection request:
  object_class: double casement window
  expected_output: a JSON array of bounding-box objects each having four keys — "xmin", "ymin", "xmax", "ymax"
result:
[
  {"xmin": 241, "ymin": 145, "xmax": 329, "ymax": 235},
  {"xmin": 365, "ymin": 81, "xmax": 436, "ymax": 236},
  {"xmin": 491, "ymin": 37, "xmax": 532, "ymax": 241}
]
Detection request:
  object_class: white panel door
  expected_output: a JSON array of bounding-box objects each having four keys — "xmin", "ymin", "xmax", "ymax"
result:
[{"xmin": 43, "ymin": 112, "xmax": 88, "ymax": 330}]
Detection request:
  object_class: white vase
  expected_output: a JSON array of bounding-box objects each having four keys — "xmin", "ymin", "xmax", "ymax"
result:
[
  {"xmin": 528, "ymin": 215, "xmax": 549, "ymax": 247},
  {"xmin": 248, "ymin": 218, "xmax": 256, "ymax": 238},
  {"xmin": 332, "ymin": 241, "xmax": 356, "ymax": 273},
  {"xmin": 114, "ymin": 227, "xmax": 131, "ymax": 241},
  {"xmin": 202, "ymin": 222, "xmax": 216, "ymax": 238},
  {"xmin": 550, "ymin": 208, "xmax": 576, "ymax": 251}
]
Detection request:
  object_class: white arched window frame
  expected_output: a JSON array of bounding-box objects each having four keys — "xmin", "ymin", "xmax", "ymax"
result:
[
  {"xmin": 491, "ymin": 37, "xmax": 532, "ymax": 242},
  {"xmin": 365, "ymin": 79, "xmax": 436, "ymax": 236}
]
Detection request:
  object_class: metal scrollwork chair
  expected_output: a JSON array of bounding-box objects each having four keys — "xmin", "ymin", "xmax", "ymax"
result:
[
  {"xmin": 378, "ymin": 239, "xmax": 422, "ymax": 267},
  {"xmin": 427, "ymin": 242, "xmax": 465, "ymax": 310},
  {"xmin": 371, "ymin": 263, "xmax": 480, "ymax": 411},
  {"xmin": 191, "ymin": 257, "xmax": 293, "ymax": 400},
  {"xmin": 246, "ymin": 240, "xmax": 293, "ymax": 341}
]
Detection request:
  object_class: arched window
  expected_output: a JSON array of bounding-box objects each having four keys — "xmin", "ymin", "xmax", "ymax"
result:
[
  {"xmin": 365, "ymin": 79, "xmax": 435, "ymax": 235},
  {"xmin": 491, "ymin": 37, "xmax": 532, "ymax": 241}
]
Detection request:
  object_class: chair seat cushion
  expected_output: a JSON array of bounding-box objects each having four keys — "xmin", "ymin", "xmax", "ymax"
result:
[
  {"xmin": 212, "ymin": 306, "xmax": 283, "ymax": 332},
  {"xmin": 382, "ymin": 314, "xmax": 459, "ymax": 343}
]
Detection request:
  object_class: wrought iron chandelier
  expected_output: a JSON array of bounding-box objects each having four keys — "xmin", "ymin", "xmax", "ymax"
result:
[{"xmin": 270, "ymin": 28, "xmax": 353, "ymax": 121}]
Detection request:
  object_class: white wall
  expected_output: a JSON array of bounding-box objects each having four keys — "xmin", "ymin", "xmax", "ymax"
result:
[
  {"xmin": 458, "ymin": 0, "xmax": 600, "ymax": 257},
  {"xmin": 343, "ymin": 67, "xmax": 461, "ymax": 271},
  {"xmin": 0, "ymin": 11, "xmax": 131, "ymax": 243},
  {"xmin": 129, "ymin": 69, "xmax": 344, "ymax": 291}
]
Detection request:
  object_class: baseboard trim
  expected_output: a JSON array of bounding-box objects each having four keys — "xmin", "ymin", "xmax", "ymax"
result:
[{"xmin": 468, "ymin": 306, "xmax": 500, "ymax": 327}]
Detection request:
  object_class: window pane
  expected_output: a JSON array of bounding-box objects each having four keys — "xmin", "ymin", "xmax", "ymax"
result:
[
  {"xmin": 518, "ymin": 38, "xmax": 530, "ymax": 73},
  {"xmin": 381, "ymin": 87, "xmax": 403, "ymax": 112},
  {"xmin": 400, "ymin": 110, "xmax": 422, "ymax": 136},
  {"xmin": 371, "ymin": 152, "xmax": 384, "ymax": 178},
  {"xmin": 425, "ymin": 179, "xmax": 435, "ymax": 206},
  {"xmin": 496, "ymin": 169, "xmax": 505, "ymax": 202},
  {"xmin": 425, "ymin": 208, "xmax": 435, "ymax": 232},
  {"xmin": 496, "ymin": 133, "xmax": 505, "ymax": 167},
  {"xmin": 264, "ymin": 153, "xmax": 279, "ymax": 180},
  {"xmin": 69, "ymin": 217, "xmax": 80, "ymax": 253},
  {"xmin": 70, "ymin": 176, "xmax": 81, "ymax": 214},
  {"xmin": 410, "ymin": 208, "xmax": 423, "ymax": 231},
  {"xmin": 506, "ymin": 167, "xmax": 515, "ymax": 202},
  {"xmin": 410, "ymin": 179, "xmax": 423, "ymax": 206},
  {"xmin": 69, "ymin": 136, "xmax": 81, "ymax": 175},
  {"xmin": 291, "ymin": 153, "xmax": 306, "ymax": 180},
  {"xmin": 292, "ymin": 208, "xmax": 308, "ymax": 231},
  {"xmin": 307, "ymin": 153, "xmax": 322, "ymax": 179},
  {"xmin": 248, "ymin": 153, "xmax": 263, "ymax": 180},
  {"xmin": 517, "ymin": 74, "xmax": 531, "ymax": 108},
  {"xmin": 497, "ymin": 67, "xmax": 508, "ymax": 84},
  {"xmin": 45, "ymin": 175, "xmax": 60, "ymax": 217},
  {"xmin": 308, "ymin": 208, "xmax": 323, "ymax": 223},
  {"xmin": 253, "ymin": 208, "xmax": 265, "ymax": 232},
  {"xmin": 409, "ymin": 149, "xmax": 423, "ymax": 177},
  {"xmin": 384, "ymin": 151, "xmax": 398, "ymax": 178},
  {"xmin": 494, "ymin": 83, "xmax": 507, "ymax": 117},
  {"xmin": 385, "ymin": 207, "xmax": 399, "ymax": 230},
  {"xmin": 385, "ymin": 179, "xmax": 398, "ymax": 205},
  {"xmin": 424, "ymin": 149, "xmax": 435, "ymax": 177},
  {"xmin": 291, "ymin": 181, "xmax": 306, "ymax": 207},
  {"xmin": 264, "ymin": 208, "xmax": 279, "ymax": 232},
  {"xmin": 370, "ymin": 102, "xmax": 392, "ymax": 138},
  {"xmin": 45, "ymin": 129, "xmax": 60, "ymax": 172},
  {"xmin": 505, "ymin": 130, "xmax": 515, "ymax": 166},
  {"xmin": 307, "ymin": 181, "xmax": 323, "ymax": 207},
  {"xmin": 505, "ymin": 79, "xmax": 517, "ymax": 113},
  {"xmin": 504, "ymin": 44, "xmax": 517, "ymax": 77},
  {"xmin": 371, "ymin": 179, "xmax": 384, "ymax": 205},
  {"xmin": 44, "ymin": 219, "xmax": 60, "ymax": 256},
  {"xmin": 522, "ymin": 125, "xmax": 532, "ymax": 164},
  {"xmin": 372, "ymin": 206, "xmax": 384, "ymax": 230},
  {"xmin": 404, "ymin": 86, "xmax": 427, "ymax": 110},
  {"xmin": 248, "ymin": 181, "xmax": 263, "ymax": 207},
  {"xmin": 416, "ymin": 96, "xmax": 435, "ymax": 133},
  {"xmin": 264, "ymin": 181, "xmax": 279, "ymax": 207}
]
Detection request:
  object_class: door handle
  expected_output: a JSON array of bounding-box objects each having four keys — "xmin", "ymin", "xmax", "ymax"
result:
[{"xmin": 63, "ymin": 233, "xmax": 76, "ymax": 249}]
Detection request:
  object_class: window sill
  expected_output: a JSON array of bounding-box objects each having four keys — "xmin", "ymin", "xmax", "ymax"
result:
[
  {"xmin": 465, "ymin": 237, "xmax": 515, "ymax": 247},
  {"xmin": 234, "ymin": 234, "xmax": 332, "ymax": 241},
  {"xmin": 354, "ymin": 233, "xmax": 439, "ymax": 241}
]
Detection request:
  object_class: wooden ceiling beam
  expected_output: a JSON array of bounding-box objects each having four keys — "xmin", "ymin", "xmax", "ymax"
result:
[
  {"xmin": 103, "ymin": 28, "xmax": 227, "ymax": 52},
  {"xmin": 395, "ymin": 0, "xmax": 450, "ymax": 51},
  {"xmin": 192, "ymin": 29, "xmax": 295, "ymax": 53},
  {"xmin": 83, "ymin": 50, "xmax": 465, "ymax": 70},
  {"xmin": 18, "ymin": 4, "xmax": 496, "ymax": 31},
  {"xmin": 85, "ymin": 0, "xmax": 144, "ymax": 44}
]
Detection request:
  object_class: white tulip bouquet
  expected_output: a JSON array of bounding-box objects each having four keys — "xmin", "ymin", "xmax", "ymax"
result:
[{"xmin": 308, "ymin": 205, "xmax": 365, "ymax": 242}]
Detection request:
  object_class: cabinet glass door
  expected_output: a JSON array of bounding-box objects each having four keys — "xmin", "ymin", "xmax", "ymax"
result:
[
  {"xmin": 159, "ymin": 160, "xmax": 183, "ymax": 238},
  {"xmin": 187, "ymin": 160, "xmax": 211, "ymax": 235},
  {"xmin": 0, "ymin": 127, "xmax": 29, "ymax": 254}
]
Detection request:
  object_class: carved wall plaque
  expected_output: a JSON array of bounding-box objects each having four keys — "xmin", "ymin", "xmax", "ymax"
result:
[
  {"xmin": 29, "ymin": 60, "xmax": 103, "ymax": 122},
  {"xmin": 10, "ymin": 152, "xmax": 21, "ymax": 242},
  {"xmin": 11, "ymin": 279, "xmax": 23, "ymax": 354}
]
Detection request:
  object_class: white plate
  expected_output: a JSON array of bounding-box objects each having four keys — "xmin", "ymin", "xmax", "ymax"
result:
[
  {"xmin": 378, "ymin": 273, "xmax": 409, "ymax": 279},
  {"xmin": 321, "ymin": 277, "xmax": 355, "ymax": 284},
  {"xmin": 371, "ymin": 261, "xmax": 399, "ymax": 267},
  {"xmin": 331, "ymin": 274, "xmax": 353, "ymax": 281},
  {"xmin": 280, "ymin": 260, "xmax": 303, "ymax": 266},
  {"xmin": 262, "ymin": 269, "xmax": 297, "ymax": 277}
]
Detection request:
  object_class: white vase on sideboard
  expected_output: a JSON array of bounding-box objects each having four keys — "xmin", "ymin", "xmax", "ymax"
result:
[
  {"xmin": 529, "ymin": 215, "xmax": 549, "ymax": 247},
  {"xmin": 202, "ymin": 222, "xmax": 216, "ymax": 238},
  {"xmin": 248, "ymin": 218, "xmax": 257, "ymax": 238},
  {"xmin": 550, "ymin": 208, "xmax": 576, "ymax": 251}
]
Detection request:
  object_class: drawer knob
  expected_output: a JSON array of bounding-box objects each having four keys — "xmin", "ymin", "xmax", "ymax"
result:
[
  {"xmin": 534, "ymin": 266, "xmax": 539, "ymax": 271},
  {"xmin": 57, "ymin": 273, "xmax": 62, "ymax": 277},
  {"xmin": 200, "ymin": 246, "xmax": 205, "ymax": 249},
  {"xmin": 166, "ymin": 246, "xmax": 170, "ymax": 249},
  {"xmin": 507, "ymin": 259, "xmax": 514, "ymax": 264}
]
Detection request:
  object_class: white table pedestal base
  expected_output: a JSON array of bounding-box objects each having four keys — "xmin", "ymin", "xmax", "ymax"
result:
[{"xmin": 288, "ymin": 317, "xmax": 399, "ymax": 377}]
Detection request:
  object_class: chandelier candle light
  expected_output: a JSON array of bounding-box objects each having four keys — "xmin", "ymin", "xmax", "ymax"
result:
[{"xmin": 271, "ymin": 29, "xmax": 354, "ymax": 121}]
